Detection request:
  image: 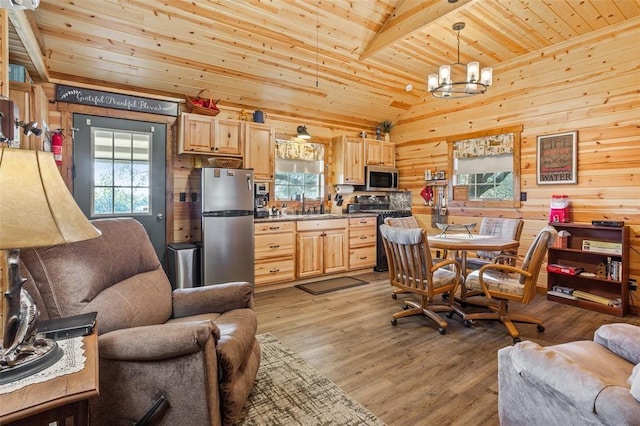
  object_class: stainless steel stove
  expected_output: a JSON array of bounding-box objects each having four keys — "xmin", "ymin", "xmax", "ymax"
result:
[
  {"xmin": 352, "ymin": 195, "xmax": 412, "ymax": 272},
  {"xmin": 371, "ymin": 209, "xmax": 412, "ymax": 272}
]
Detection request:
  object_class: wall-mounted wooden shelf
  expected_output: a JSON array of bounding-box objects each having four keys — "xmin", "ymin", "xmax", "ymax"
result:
[{"xmin": 424, "ymin": 179, "xmax": 448, "ymax": 186}]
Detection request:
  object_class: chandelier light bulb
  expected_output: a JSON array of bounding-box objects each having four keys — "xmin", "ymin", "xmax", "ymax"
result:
[
  {"xmin": 467, "ymin": 61, "xmax": 479, "ymax": 82},
  {"xmin": 481, "ymin": 67, "xmax": 493, "ymax": 86},
  {"xmin": 427, "ymin": 74, "xmax": 438, "ymax": 92},
  {"xmin": 439, "ymin": 65, "xmax": 451, "ymax": 85}
]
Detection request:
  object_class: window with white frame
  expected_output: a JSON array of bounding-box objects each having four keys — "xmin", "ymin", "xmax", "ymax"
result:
[
  {"xmin": 92, "ymin": 128, "xmax": 152, "ymax": 215},
  {"xmin": 274, "ymin": 140, "xmax": 325, "ymax": 201},
  {"xmin": 448, "ymin": 127, "xmax": 521, "ymax": 207}
]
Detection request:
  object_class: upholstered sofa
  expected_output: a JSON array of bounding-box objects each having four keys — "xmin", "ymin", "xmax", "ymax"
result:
[
  {"xmin": 498, "ymin": 323, "xmax": 640, "ymax": 425},
  {"xmin": 21, "ymin": 218, "xmax": 260, "ymax": 426}
]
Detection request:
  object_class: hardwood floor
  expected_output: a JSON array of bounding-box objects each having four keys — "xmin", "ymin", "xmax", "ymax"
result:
[{"xmin": 254, "ymin": 271, "xmax": 640, "ymax": 426}]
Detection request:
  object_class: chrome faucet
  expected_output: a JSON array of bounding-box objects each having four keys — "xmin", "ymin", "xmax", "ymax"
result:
[{"xmin": 301, "ymin": 193, "xmax": 305, "ymax": 215}]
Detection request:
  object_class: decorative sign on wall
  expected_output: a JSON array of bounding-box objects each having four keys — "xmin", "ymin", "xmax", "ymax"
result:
[
  {"xmin": 536, "ymin": 131, "xmax": 578, "ymax": 185},
  {"xmin": 55, "ymin": 85, "xmax": 179, "ymax": 116}
]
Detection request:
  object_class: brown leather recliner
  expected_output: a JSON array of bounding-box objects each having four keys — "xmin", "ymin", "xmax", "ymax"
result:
[{"xmin": 20, "ymin": 218, "xmax": 260, "ymax": 426}]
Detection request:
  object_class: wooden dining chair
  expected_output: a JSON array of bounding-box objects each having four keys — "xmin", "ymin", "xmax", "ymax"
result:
[
  {"xmin": 462, "ymin": 226, "xmax": 558, "ymax": 343},
  {"xmin": 384, "ymin": 216, "xmax": 420, "ymax": 300},
  {"xmin": 464, "ymin": 217, "xmax": 524, "ymax": 272},
  {"xmin": 379, "ymin": 224, "xmax": 462, "ymax": 334},
  {"xmin": 457, "ymin": 217, "xmax": 523, "ymax": 304},
  {"xmin": 384, "ymin": 215, "xmax": 420, "ymax": 229},
  {"xmin": 383, "ymin": 216, "xmax": 446, "ymax": 300}
]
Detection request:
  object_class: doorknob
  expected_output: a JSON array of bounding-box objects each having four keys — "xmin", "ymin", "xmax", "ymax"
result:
[{"xmin": 157, "ymin": 213, "xmax": 164, "ymax": 221}]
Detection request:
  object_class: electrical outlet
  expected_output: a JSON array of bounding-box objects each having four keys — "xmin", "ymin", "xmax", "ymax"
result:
[{"xmin": 520, "ymin": 192, "xmax": 527, "ymax": 201}]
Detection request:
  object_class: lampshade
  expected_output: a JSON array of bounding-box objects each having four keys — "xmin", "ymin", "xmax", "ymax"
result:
[
  {"xmin": 296, "ymin": 126, "xmax": 311, "ymax": 140},
  {"xmin": 0, "ymin": 148, "xmax": 101, "ymax": 249}
]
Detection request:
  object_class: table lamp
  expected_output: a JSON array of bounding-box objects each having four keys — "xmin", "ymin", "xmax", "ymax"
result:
[{"xmin": 0, "ymin": 148, "xmax": 101, "ymax": 383}]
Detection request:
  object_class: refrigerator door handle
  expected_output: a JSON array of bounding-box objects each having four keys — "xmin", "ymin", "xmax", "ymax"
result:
[{"xmin": 247, "ymin": 176, "xmax": 252, "ymax": 191}]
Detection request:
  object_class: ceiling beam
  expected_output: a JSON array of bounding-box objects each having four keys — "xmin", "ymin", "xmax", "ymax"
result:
[
  {"xmin": 359, "ymin": 0, "xmax": 477, "ymax": 61},
  {"xmin": 7, "ymin": 9, "xmax": 49, "ymax": 83}
]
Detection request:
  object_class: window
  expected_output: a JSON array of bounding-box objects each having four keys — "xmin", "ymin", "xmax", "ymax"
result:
[
  {"xmin": 92, "ymin": 128, "xmax": 152, "ymax": 215},
  {"xmin": 448, "ymin": 126, "xmax": 521, "ymax": 208},
  {"xmin": 274, "ymin": 140, "xmax": 325, "ymax": 201}
]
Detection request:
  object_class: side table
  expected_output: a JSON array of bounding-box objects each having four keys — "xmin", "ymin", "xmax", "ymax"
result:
[{"xmin": 0, "ymin": 329, "xmax": 99, "ymax": 425}]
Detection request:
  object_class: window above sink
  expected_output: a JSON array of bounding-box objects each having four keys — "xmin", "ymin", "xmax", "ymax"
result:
[{"xmin": 274, "ymin": 139, "xmax": 325, "ymax": 202}]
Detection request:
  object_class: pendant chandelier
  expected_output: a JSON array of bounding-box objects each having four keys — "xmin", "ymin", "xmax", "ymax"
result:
[{"xmin": 427, "ymin": 22, "xmax": 493, "ymax": 99}]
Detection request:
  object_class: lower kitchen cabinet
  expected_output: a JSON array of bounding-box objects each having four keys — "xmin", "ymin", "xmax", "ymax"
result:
[
  {"xmin": 296, "ymin": 219, "xmax": 349, "ymax": 278},
  {"xmin": 348, "ymin": 217, "xmax": 377, "ymax": 269},
  {"xmin": 254, "ymin": 221, "xmax": 295, "ymax": 286}
]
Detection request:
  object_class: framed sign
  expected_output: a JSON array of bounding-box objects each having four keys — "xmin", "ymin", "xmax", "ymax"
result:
[{"xmin": 536, "ymin": 131, "xmax": 577, "ymax": 185}]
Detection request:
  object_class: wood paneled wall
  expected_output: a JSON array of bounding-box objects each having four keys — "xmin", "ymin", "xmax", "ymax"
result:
[
  {"xmin": 33, "ymin": 17, "xmax": 638, "ymax": 312},
  {"xmin": 394, "ymin": 18, "xmax": 640, "ymax": 310}
]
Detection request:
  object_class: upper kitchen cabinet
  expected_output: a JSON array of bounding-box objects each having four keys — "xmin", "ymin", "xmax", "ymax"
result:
[
  {"xmin": 244, "ymin": 121, "xmax": 275, "ymax": 181},
  {"xmin": 9, "ymin": 82, "xmax": 49, "ymax": 151},
  {"xmin": 332, "ymin": 135, "xmax": 364, "ymax": 185},
  {"xmin": 178, "ymin": 112, "xmax": 242, "ymax": 156},
  {"xmin": 216, "ymin": 118, "xmax": 243, "ymax": 156},
  {"xmin": 365, "ymin": 139, "xmax": 395, "ymax": 167}
]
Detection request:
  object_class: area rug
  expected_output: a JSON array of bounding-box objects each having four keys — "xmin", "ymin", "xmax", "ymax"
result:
[
  {"xmin": 295, "ymin": 276, "xmax": 368, "ymax": 295},
  {"xmin": 237, "ymin": 333, "xmax": 385, "ymax": 425}
]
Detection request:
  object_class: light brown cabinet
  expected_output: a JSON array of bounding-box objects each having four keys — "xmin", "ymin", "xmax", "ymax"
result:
[
  {"xmin": 216, "ymin": 118, "xmax": 243, "ymax": 156},
  {"xmin": 296, "ymin": 219, "xmax": 348, "ymax": 278},
  {"xmin": 254, "ymin": 221, "xmax": 295, "ymax": 286},
  {"xmin": 365, "ymin": 139, "xmax": 395, "ymax": 167},
  {"xmin": 332, "ymin": 135, "xmax": 365, "ymax": 185},
  {"xmin": 244, "ymin": 121, "xmax": 275, "ymax": 181},
  {"xmin": 178, "ymin": 112, "xmax": 242, "ymax": 156},
  {"xmin": 348, "ymin": 217, "xmax": 377, "ymax": 270}
]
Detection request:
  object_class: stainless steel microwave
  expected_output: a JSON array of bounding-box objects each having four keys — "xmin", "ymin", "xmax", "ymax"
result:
[{"xmin": 366, "ymin": 166, "xmax": 399, "ymax": 191}]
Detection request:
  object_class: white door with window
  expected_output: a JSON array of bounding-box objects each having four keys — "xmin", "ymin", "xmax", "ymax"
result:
[{"xmin": 72, "ymin": 114, "xmax": 167, "ymax": 263}]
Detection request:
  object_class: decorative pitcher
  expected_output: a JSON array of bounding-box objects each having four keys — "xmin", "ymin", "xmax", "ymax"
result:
[{"xmin": 253, "ymin": 110, "xmax": 267, "ymax": 123}]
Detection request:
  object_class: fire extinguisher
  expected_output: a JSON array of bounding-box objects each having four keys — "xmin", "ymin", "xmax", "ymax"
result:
[{"xmin": 51, "ymin": 129, "xmax": 64, "ymax": 166}]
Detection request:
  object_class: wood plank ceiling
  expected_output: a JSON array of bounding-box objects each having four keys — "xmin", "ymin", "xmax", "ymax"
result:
[{"xmin": 7, "ymin": 0, "xmax": 640, "ymax": 129}]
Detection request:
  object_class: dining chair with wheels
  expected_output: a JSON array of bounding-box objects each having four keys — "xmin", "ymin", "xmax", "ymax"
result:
[
  {"xmin": 384, "ymin": 216, "xmax": 422, "ymax": 300},
  {"xmin": 379, "ymin": 224, "xmax": 462, "ymax": 334},
  {"xmin": 460, "ymin": 217, "xmax": 524, "ymax": 304},
  {"xmin": 462, "ymin": 226, "xmax": 558, "ymax": 344},
  {"xmin": 464, "ymin": 217, "xmax": 524, "ymax": 272},
  {"xmin": 384, "ymin": 216, "xmax": 448, "ymax": 299}
]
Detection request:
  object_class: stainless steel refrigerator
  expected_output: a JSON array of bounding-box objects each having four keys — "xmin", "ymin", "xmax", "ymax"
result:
[{"xmin": 200, "ymin": 167, "xmax": 255, "ymax": 286}]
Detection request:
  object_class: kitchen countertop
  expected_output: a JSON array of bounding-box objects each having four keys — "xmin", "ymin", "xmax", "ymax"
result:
[{"xmin": 254, "ymin": 213, "xmax": 378, "ymax": 222}]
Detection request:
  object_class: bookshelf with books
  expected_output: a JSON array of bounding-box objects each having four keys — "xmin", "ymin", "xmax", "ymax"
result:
[{"xmin": 546, "ymin": 222, "xmax": 629, "ymax": 316}]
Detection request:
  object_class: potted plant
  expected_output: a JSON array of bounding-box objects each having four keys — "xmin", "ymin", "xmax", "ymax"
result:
[{"xmin": 379, "ymin": 120, "xmax": 394, "ymax": 141}]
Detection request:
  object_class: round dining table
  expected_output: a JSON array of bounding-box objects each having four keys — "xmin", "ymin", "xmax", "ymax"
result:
[{"xmin": 427, "ymin": 233, "xmax": 520, "ymax": 307}]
